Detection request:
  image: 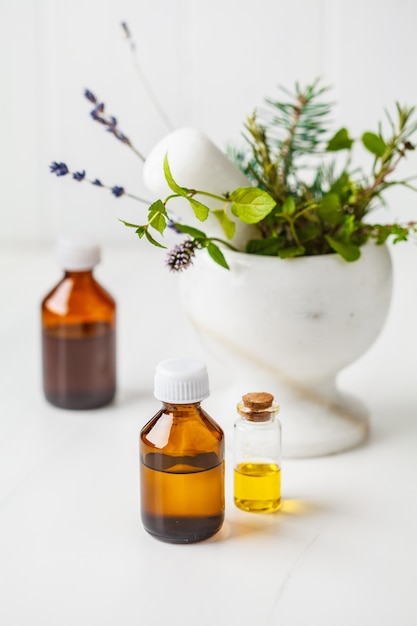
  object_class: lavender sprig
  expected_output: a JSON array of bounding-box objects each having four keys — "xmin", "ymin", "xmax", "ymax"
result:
[
  {"xmin": 84, "ymin": 89, "xmax": 146, "ymax": 162},
  {"xmin": 49, "ymin": 161, "xmax": 149, "ymax": 203}
]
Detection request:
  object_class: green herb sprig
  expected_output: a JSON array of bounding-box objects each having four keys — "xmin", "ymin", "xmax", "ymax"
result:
[
  {"xmin": 124, "ymin": 80, "xmax": 417, "ymax": 269},
  {"xmin": 120, "ymin": 155, "xmax": 276, "ymax": 269}
]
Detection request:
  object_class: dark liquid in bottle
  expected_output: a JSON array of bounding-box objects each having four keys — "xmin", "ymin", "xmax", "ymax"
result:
[
  {"xmin": 42, "ymin": 322, "xmax": 116, "ymax": 410},
  {"xmin": 141, "ymin": 451, "xmax": 225, "ymax": 543}
]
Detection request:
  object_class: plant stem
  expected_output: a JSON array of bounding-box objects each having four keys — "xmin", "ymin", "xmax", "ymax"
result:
[{"xmin": 121, "ymin": 22, "xmax": 174, "ymax": 132}]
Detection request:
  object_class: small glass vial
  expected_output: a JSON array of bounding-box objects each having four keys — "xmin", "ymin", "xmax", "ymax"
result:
[
  {"xmin": 41, "ymin": 238, "xmax": 116, "ymax": 410},
  {"xmin": 234, "ymin": 392, "xmax": 281, "ymax": 513},
  {"xmin": 140, "ymin": 357, "xmax": 225, "ymax": 543}
]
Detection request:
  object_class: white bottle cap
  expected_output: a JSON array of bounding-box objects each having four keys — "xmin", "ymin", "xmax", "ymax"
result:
[
  {"xmin": 56, "ymin": 237, "xmax": 101, "ymax": 271},
  {"xmin": 154, "ymin": 357, "xmax": 210, "ymax": 404}
]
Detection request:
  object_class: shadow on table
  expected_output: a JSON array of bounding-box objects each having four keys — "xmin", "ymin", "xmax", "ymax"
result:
[{"xmin": 205, "ymin": 497, "xmax": 323, "ymax": 543}]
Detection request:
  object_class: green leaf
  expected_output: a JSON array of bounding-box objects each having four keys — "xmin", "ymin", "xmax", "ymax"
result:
[
  {"xmin": 361, "ymin": 132, "xmax": 386, "ymax": 157},
  {"xmin": 296, "ymin": 221, "xmax": 321, "ymax": 243},
  {"xmin": 206, "ymin": 243, "xmax": 229, "ymax": 269},
  {"xmin": 119, "ymin": 218, "xmax": 141, "ymax": 229},
  {"xmin": 329, "ymin": 172, "xmax": 353, "ymax": 204},
  {"xmin": 230, "ymin": 187, "xmax": 276, "ymax": 223},
  {"xmin": 326, "ymin": 128, "xmax": 354, "ymax": 151},
  {"xmin": 212, "ymin": 209, "xmax": 236, "ymax": 240},
  {"xmin": 150, "ymin": 213, "xmax": 167, "ymax": 234},
  {"xmin": 148, "ymin": 199, "xmax": 167, "ymax": 219},
  {"xmin": 135, "ymin": 225, "xmax": 146, "ymax": 238},
  {"xmin": 163, "ymin": 155, "xmax": 187, "ymax": 196},
  {"xmin": 325, "ymin": 235, "xmax": 361, "ymax": 261},
  {"xmin": 318, "ymin": 193, "xmax": 343, "ymax": 224},
  {"xmin": 188, "ymin": 197, "xmax": 210, "ymax": 221},
  {"xmin": 373, "ymin": 223, "xmax": 410, "ymax": 245},
  {"xmin": 277, "ymin": 245, "xmax": 305, "ymax": 258},
  {"xmin": 174, "ymin": 223, "xmax": 207, "ymax": 238},
  {"xmin": 144, "ymin": 230, "xmax": 167, "ymax": 249},
  {"xmin": 147, "ymin": 200, "xmax": 168, "ymax": 234},
  {"xmin": 246, "ymin": 238, "xmax": 282, "ymax": 255},
  {"xmin": 282, "ymin": 196, "xmax": 296, "ymax": 215}
]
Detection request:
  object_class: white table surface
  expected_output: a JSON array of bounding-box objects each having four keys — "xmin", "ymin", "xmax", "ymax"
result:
[{"xmin": 1, "ymin": 241, "xmax": 416, "ymax": 626}]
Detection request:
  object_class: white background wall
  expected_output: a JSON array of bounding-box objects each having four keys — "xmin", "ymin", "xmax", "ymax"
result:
[{"xmin": 1, "ymin": 0, "xmax": 417, "ymax": 246}]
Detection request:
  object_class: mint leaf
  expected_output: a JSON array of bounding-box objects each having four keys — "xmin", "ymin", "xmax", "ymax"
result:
[
  {"xmin": 297, "ymin": 221, "xmax": 321, "ymax": 242},
  {"xmin": 188, "ymin": 197, "xmax": 209, "ymax": 221},
  {"xmin": 163, "ymin": 155, "xmax": 187, "ymax": 195},
  {"xmin": 148, "ymin": 199, "xmax": 168, "ymax": 234},
  {"xmin": 213, "ymin": 209, "xmax": 236, "ymax": 240},
  {"xmin": 175, "ymin": 223, "xmax": 206, "ymax": 238},
  {"xmin": 329, "ymin": 172, "xmax": 352, "ymax": 204},
  {"xmin": 282, "ymin": 196, "xmax": 296, "ymax": 215},
  {"xmin": 150, "ymin": 213, "xmax": 166, "ymax": 234},
  {"xmin": 148, "ymin": 199, "xmax": 167, "ymax": 219},
  {"xmin": 278, "ymin": 245, "xmax": 305, "ymax": 258},
  {"xmin": 362, "ymin": 132, "xmax": 386, "ymax": 157},
  {"xmin": 325, "ymin": 235, "xmax": 361, "ymax": 261},
  {"xmin": 246, "ymin": 238, "xmax": 282, "ymax": 255},
  {"xmin": 144, "ymin": 230, "xmax": 167, "ymax": 248},
  {"xmin": 119, "ymin": 218, "xmax": 141, "ymax": 229},
  {"xmin": 206, "ymin": 243, "xmax": 229, "ymax": 269},
  {"xmin": 136, "ymin": 225, "xmax": 146, "ymax": 238},
  {"xmin": 326, "ymin": 128, "xmax": 354, "ymax": 151},
  {"xmin": 318, "ymin": 193, "xmax": 343, "ymax": 224},
  {"xmin": 230, "ymin": 187, "xmax": 276, "ymax": 223}
]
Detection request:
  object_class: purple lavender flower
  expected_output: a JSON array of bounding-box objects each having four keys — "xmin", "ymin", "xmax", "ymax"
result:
[
  {"xmin": 111, "ymin": 186, "xmax": 124, "ymax": 197},
  {"xmin": 86, "ymin": 94, "xmax": 144, "ymax": 160},
  {"xmin": 50, "ymin": 162, "xmax": 69, "ymax": 176},
  {"xmin": 73, "ymin": 170, "xmax": 86, "ymax": 181},
  {"xmin": 92, "ymin": 179, "xmax": 103, "ymax": 186},
  {"xmin": 166, "ymin": 239, "xmax": 198, "ymax": 272},
  {"xmin": 167, "ymin": 219, "xmax": 182, "ymax": 234},
  {"xmin": 84, "ymin": 89, "xmax": 97, "ymax": 104},
  {"xmin": 90, "ymin": 103, "xmax": 106, "ymax": 124}
]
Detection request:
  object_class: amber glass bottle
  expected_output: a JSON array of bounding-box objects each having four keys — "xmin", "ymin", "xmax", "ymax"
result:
[
  {"xmin": 140, "ymin": 358, "xmax": 225, "ymax": 543},
  {"xmin": 41, "ymin": 238, "xmax": 116, "ymax": 410}
]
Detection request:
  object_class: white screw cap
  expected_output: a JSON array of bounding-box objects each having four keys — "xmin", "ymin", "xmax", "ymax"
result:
[
  {"xmin": 154, "ymin": 357, "xmax": 210, "ymax": 404},
  {"xmin": 56, "ymin": 237, "xmax": 101, "ymax": 271}
]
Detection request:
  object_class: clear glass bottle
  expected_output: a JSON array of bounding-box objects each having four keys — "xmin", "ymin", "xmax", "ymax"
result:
[
  {"xmin": 41, "ymin": 238, "xmax": 116, "ymax": 410},
  {"xmin": 140, "ymin": 357, "xmax": 225, "ymax": 543},
  {"xmin": 234, "ymin": 392, "xmax": 281, "ymax": 513}
]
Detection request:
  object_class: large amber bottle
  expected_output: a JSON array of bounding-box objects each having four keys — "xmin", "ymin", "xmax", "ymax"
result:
[
  {"xmin": 140, "ymin": 358, "xmax": 225, "ymax": 543},
  {"xmin": 41, "ymin": 238, "xmax": 116, "ymax": 410}
]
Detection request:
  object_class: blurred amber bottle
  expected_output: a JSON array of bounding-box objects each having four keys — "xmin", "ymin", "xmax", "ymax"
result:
[
  {"xmin": 41, "ymin": 238, "xmax": 116, "ymax": 410},
  {"xmin": 140, "ymin": 358, "xmax": 225, "ymax": 543}
]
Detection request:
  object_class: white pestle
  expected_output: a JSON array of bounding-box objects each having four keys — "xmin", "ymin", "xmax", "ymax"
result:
[{"xmin": 143, "ymin": 127, "xmax": 259, "ymax": 250}]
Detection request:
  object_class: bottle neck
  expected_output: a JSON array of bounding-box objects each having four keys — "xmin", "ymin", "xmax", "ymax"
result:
[
  {"xmin": 64, "ymin": 269, "xmax": 94, "ymax": 280},
  {"xmin": 162, "ymin": 401, "xmax": 202, "ymax": 411},
  {"xmin": 237, "ymin": 401, "xmax": 280, "ymax": 423}
]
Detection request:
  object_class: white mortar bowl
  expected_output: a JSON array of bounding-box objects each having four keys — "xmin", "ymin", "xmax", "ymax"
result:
[{"xmin": 179, "ymin": 243, "xmax": 393, "ymax": 457}]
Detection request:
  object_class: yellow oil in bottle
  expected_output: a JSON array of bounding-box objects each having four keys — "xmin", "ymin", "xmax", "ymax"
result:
[{"xmin": 234, "ymin": 462, "xmax": 281, "ymax": 513}]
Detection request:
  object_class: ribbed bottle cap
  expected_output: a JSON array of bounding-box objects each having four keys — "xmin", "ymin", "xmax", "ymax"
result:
[
  {"xmin": 154, "ymin": 357, "xmax": 210, "ymax": 403},
  {"xmin": 56, "ymin": 237, "xmax": 101, "ymax": 271}
]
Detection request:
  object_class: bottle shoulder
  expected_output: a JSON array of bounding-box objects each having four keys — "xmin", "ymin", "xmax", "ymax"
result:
[
  {"xmin": 140, "ymin": 404, "xmax": 224, "ymax": 453},
  {"xmin": 42, "ymin": 272, "xmax": 115, "ymax": 323}
]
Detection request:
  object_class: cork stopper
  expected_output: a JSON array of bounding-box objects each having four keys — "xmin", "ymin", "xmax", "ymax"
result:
[
  {"xmin": 238, "ymin": 392, "xmax": 279, "ymax": 422},
  {"xmin": 242, "ymin": 392, "xmax": 274, "ymax": 410}
]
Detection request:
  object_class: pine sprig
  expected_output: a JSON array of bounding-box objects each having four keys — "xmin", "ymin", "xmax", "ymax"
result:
[{"xmin": 230, "ymin": 80, "xmax": 417, "ymax": 261}]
